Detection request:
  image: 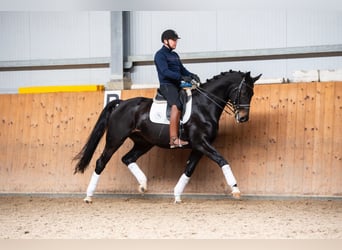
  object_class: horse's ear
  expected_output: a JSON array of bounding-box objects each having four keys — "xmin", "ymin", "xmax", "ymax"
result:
[
  {"xmin": 253, "ymin": 74, "xmax": 262, "ymax": 83},
  {"xmin": 245, "ymin": 71, "xmax": 251, "ymax": 78}
]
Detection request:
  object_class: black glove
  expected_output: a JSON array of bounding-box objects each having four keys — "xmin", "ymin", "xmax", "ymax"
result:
[
  {"xmin": 191, "ymin": 74, "xmax": 201, "ymax": 83},
  {"xmin": 181, "ymin": 75, "xmax": 192, "ymax": 82}
]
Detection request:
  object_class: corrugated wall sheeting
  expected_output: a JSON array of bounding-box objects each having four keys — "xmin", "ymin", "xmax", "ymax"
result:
[
  {"xmin": 0, "ymin": 12, "xmax": 111, "ymax": 92},
  {"xmin": 1, "ymin": 11, "xmax": 342, "ymax": 92},
  {"xmin": 0, "ymin": 82, "xmax": 341, "ymax": 196},
  {"xmin": 0, "ymin": 12, "xmax": 110, "ymax": 61},
  {"xmin": 129, "ymin": 10, "xmax": 342, "ymax": 84}
]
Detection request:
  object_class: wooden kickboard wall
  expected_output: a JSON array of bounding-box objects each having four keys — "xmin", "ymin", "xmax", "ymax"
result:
[{"xmin": 0, "ymin": 82, "xmax": 341, "ymax": 197}]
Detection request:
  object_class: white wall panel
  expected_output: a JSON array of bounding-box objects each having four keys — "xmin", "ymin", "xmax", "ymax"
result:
[
  {"xmin": 216, "ymin": 10, "xmax": 287, "ymax": 50},
  {"xmin": 29, "ymin": 12, "xmax": 90, "ymax": 59},
  {"xmin": 129, "ymin": 11, "xmax": 218, "ymax": 55},
  {"xmin": 0, "ymin": 12, "xmax": 31, "ymax": 61},
  {"xmin": 130, "ymin": 11, "xmax": 153, "ymax": 55},
  {"xmin": 130, "ymin": 65, "xmax": 157, "ymax": 85},
  {"xmin": 29, "ymin": 68, "xmax": 111, "ymax": 86},
  {"xmin": 1, "ymin": 11, "xmax": 342, "ymax": 92},
  {"xmin": 0, "ymin": 12, "xmax": 110, "ymax": 92},
  {"xmin": 286, "ymin": 57, "xmax": 342, "ymax": 81},
  {"xmin": 0, "ymin": 71, "xmax": 30, "ymax": 93},
  {"xmin": 129, "ymin": 10, "xmax": 342, "ymax": 85},
  {"xmin": 0, "ymin": 68, "xmax": 111, "ymax": 93},
  {"xmin": 89, "ymin": 12, "xmax": 110, "ymax": 57},
  {"xmin": 129, "ymin": 11, "xmax": 220, "ymax": 85},
  {"xmin": 151, "ymin": 11, "xmax": 218, "ymax": 53},
  {"xmin": 129, "ymin": 11, "xmax": 289, "ymax": 84},
  {"xmin": 287, "ymin": 11, "xmax": 342, "ymax": 46}
]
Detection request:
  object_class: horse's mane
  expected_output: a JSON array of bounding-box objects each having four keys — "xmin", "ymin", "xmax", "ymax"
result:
[{"xmin": 205, "ymin": 70, "xmax": 245, "ymax": 84}]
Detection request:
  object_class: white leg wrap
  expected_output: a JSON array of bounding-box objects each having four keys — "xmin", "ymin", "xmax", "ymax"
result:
[
  {"xmin": 221, "ymin": 164, "xmax": 237, "ymax": 188},
  {"xmin": 174, "ymin": 174, "xmax": 190, "ymax": 202},
  {"xmin": 128, "ymin": 162, "xmax": 147, "ymax": 186},
  {"xmin": 86, "ymin": 172, "xmax": 100, "ymax": 197}
]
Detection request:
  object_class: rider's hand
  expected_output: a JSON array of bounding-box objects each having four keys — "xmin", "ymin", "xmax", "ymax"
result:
[
  {"xmin": 191, "ymin": 74, "xmax": 201, "ymax": 83},
  {"xmin": 181, "ymin": 75, "xmax": 192, "ymax": 82}
]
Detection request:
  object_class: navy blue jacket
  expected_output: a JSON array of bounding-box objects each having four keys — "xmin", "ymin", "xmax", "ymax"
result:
[{"xmin": 154, "ymin": 45, "xmax": 192, "ymax": 87}]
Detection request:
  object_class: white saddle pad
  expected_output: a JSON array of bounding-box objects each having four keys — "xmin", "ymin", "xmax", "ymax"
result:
[{"xmin": 149, "ymin": 89, "xmax": 192, "ymax": 125}]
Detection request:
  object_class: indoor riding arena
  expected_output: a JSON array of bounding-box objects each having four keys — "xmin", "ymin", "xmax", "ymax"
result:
[{"xmin": 0, "ymin": 8, "xmax": 341, "ymax": 239}]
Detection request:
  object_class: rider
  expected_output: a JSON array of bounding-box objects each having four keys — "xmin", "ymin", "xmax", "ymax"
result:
[{"xmin": 154, "ymin": 29, "xmax": 201, "ymax": 148}]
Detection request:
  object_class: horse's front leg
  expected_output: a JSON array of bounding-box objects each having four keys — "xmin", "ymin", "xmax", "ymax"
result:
[
  {"xmin": 221, "ymin": 165, "xmax": 241, "ymax": 199},
  {"xmin": 194, "ymin": 139, "xmax": 241, "ymax": 199},
  {"xmin": 174, "ymin": 150, "xmax": 203, "ymax": 203}
]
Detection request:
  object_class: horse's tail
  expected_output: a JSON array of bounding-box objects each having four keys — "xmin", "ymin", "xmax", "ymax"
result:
[{"xmin": 73, "ymin": 99, "xmax": 121, "ymax": 174}]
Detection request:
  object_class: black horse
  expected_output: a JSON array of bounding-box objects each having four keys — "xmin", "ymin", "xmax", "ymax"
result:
[{"xmin": 74, "ymin": 70, "xmax": 261, "ymax": 203}]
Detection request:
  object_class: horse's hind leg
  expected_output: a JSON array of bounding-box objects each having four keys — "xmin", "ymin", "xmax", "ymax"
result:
[
  {"xmin": 84, "ymin": 143, "xmax": 121, "ymax": 203},
  {"xmin": 174, "ymin": 150, "xmax": 203, "ymax": 203},
  {"xmin": 121, "ymin": 139, "xmax": 153, "ymax": 193}
]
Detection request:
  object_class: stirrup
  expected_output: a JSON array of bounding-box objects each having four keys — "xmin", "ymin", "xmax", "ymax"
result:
[{"xmin": 170, "ymin": 137, "xmax": 188, "ymax": 148}]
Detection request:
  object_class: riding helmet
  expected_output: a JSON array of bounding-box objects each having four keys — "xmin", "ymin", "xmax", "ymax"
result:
[{"xmin": 161, "ymin": 29, "xmax": 180, "ymax": 42}]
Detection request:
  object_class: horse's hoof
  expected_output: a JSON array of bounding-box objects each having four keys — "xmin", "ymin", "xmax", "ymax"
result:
[
  {"xmin": 232, "ymin": 191, "xmax": 241, "ymax": 199},
  {"xmin": 231, "ymin": 186, "xmax": 241, "ymax": 199},
  {"xmin": 138, "ymin": 183, "xmax": 147, "ymax": 193},
  {"xmin": 174, "ymin": 196, "xmax": 182, "ymax": 204},
  {"xmin": 83, "ymin": 196, "xmax": 92, "ymax": 203}
]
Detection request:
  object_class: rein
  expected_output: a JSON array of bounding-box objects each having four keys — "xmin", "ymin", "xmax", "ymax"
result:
[
  {"xmin": 195, "ymin": 86, "xmax": 235, "ymax": 115},
  {"xmin": 194, "ymin": 76, "xmax": 248, "ymax": 116}
]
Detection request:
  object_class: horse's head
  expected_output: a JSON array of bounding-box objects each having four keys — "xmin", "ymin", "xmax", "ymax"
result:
[
  {"xmin": 231, "ymin": 71, "xmax": 261, "ymax": 123},
  {"xmin": 195, "ymin": 70, "xmax": 261, "ymax": 123}
]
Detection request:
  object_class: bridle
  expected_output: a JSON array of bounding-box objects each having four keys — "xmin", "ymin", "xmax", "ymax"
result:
[
  {"xmin": 231, "ymin": 77, "xmax": 253, "ymax": 111},
  {"xmin": 194, "ymin": 76, "xmax": 253, "ymax": 116}
]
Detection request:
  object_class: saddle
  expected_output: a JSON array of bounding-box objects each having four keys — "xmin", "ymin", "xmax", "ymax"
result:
[
  {"xmin": 149, "ymin": 88, "xmax": 193, "ymax": 125},
  {"xmin": 154, "ymin": 89, "xmax": 188, "ymax": 119}
]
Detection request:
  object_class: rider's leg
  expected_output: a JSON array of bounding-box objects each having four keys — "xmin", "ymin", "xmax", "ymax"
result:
[{"xmin": 169, "ymin": 105, "xmax": 188, "ymax": 148}]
